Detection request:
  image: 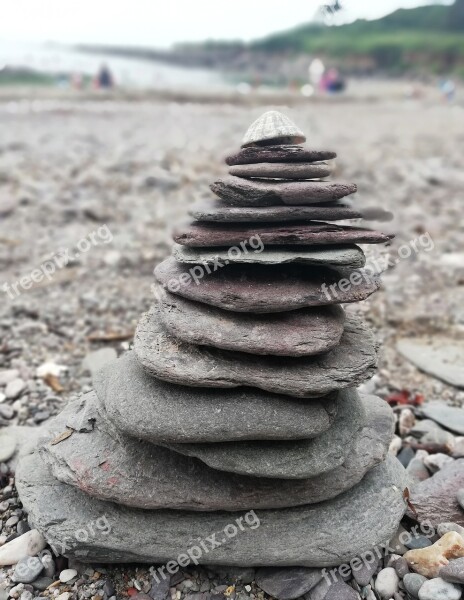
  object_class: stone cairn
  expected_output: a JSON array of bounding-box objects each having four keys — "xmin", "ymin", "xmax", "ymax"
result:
[{"xmin": 17, "ymin": 111, "xmax": 407, "ymax": 570}]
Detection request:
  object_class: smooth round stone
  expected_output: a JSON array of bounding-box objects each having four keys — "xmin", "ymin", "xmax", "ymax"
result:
[
  {"xmin": 211, "ymin": 176, "xmax": 357, "ymax": 206},
  {"xmin": 164, "ymin": 388, "xmax": 366, "ymax": 479},
  {"xmin": 225, "ymin": 145, "xmax": 337, "ymax": 166},
  {"xmin": 134, "ymin": 307, "xmax": 377, "ymax": 398},
  {"xmin": 158, "ymin": 293, "xmax": 345, "ymax": 356},
  {"xmin": 405, "ymin": 536, "xmax": 433, "ymax": 550},
  {"xmin": 374, "ymin": 567, "xmax": 399, "ymax": 599},
  {"xmin": 17, "ymin": 448, "xmax": 407, "ymax": 566},
  {"xmin": 229, "ymin": 162, "xmax": 332, "ymax": 180},
  {"xmin": 403, "ymin": 573, "xmax": 428, "ymax": 598},
  {"xmin": 172, "ymin": 243, "xmax": 366, "ymax": 270},
  {"xmin": 95, "ymin": 352, "xmax": 339, "ymax": 443},
  {"xmin": 418, "ymin": 577, "xmax": 462, "ymax": 600},
  {"xmin": 41, "ymin": 391, "xmax": 394, "ymax": 510},
  {"xmin": 59, "ymin": 569, "xmax": 77, "ymax": 583},
  {"xmin": 12, "ymin": 556, "xmax": 44, "ymax": 583},
  {"xmin": 155, "ymin": 258, "xmax": 381, "ymax": 313},
  {"xmin": 173, "ymin": 222, "xmax": 392, "ymax": 247}
]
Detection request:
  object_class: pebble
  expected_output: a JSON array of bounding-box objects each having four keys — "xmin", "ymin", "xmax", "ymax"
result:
[
  {"xmin": 407, "ymin": 458, "xmax": 431, "ymax": 483},
  {"xmin": 399, "ymin": 409, "xmax": 416, "ymax": 436},
  {"xmin": 405, "ymin": 536, "xmax": 433, "ymax": 550},
  {"xmin": 438, "ymin": 523, "xmax": 464, "ymax": 539},
  {"xmin": 12, "ymin": 556, "xmax": 44, "ymax": 583},
  {"xmin": 0, "ymin": 428, "xmax": 17, "ymax": 462},
  {"xmin": 56, "ymin": 594, "xmax": 72, "ymax": 600},
  {"xmin": 0, "ymin": 404, "xmax": 14, "ymax": 419},
  {"xmin": 6, "ymin": 515, "xmax": 20, "ymax": 528},
  {"xmin": 439, "ymin": 556, "xmax": 464, "ymax": 583},
  {"xmin": 31, "ymin": 576, "xmax": 54, "ymax": 591},
  {"xmin": 374, "ymin": 567, "xmax": 399, "ymax": 599},
  {"xmin": 59, "ymin": 568, "xmax": 78, "ymax": 583},
  {"xmin": 418, "ymin": 577, "xmax": 462, "ymax": 600},
  {"xmin": 404, "ymin": 532, "xmax": 464, "ymax": 577},
  {"xmin": 5, "ymin": 379, "xmax": 26, "ymax": 399},
  {"xmin": 0, "ymin": 369, "xmax": 19, "ymax": 386},
  {"xmin": 389, "ymin": 435, "xmax": 402, "ymax": 456},
  {"xmin": 457, "ymin": 489, "xmax": 464, "ymax": 510},
  {"xmin": 324, "ymin": 581, "xmax": 360, "ymax": 599},
  {"xmin": 397, "ymin": 446, "xmax": 415, "ymax": 468},
  {"xmin": 424, "ymin": 453, "xmax": 455, "ymax": 473},
  {"xmin": 403, "ymin": 573, "xmax": 428, "ymax": 598},
  {"xmin": 394, "ymin": 557, "xmax": 410, "ymax": 578},
  {"xmin": 353, "ymin": 554, "xmax": 380, "ymax": 586},
  {"xmin": 453, "ymin": 438, "xmax": 464, "ymax": 459},
  {"xmin": 0, "ymin": 529, "xmax": 47, "ymax": 566},
  {"xmin": 40, "ymin": 552, "xmax": 55, "ymax": 578}
]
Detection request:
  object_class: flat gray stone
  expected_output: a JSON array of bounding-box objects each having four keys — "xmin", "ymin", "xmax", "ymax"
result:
[
  {"xmin": 324, "ymin": 582, "xmax": 360, "ymax": 600},
  {"xmin": 95, "ymin": 352, "xmax": 338, "ymax": 442},
  {"xmin": 189, "ymin": 204, "xmax": 393, "ymax": 223},
  {"xmin": 229, "ymin": 162, "xmax": 332, "ymax": 180},
  {"xmin": 225, "ymin": 145, "xmax": 336, "ymax": 166},
  {"xmin": 12, "ymin": 556, "xmax": 44, "ymax": 583},
  {"xmin": 211, "ymin": 176, "xmax": 357, "ymax": 206},
  {"xmin": 163, "ymin": 389, "xmax": 367, "ymax": 479},
  {"xmin": 173, "ymin": 222, "xmax": 392, "ymax": 248},
  {"xmin": 420, "ymin": 403, "xmax": 464, "ymax": 435},
  {"xmin": 39, "ymin": 391, "xmax": 394, "ymax": 511},
  {"xmin": 155, "ymin": 258, "xmax": 381, "ymax": 313},
  {"xmin": 158, "ymin": 293, "xmax": 345, "ymax": 356},
  {"xmin": 134, "ymin": 307, "xmax": 377, "ymax": 398},
  {"xmin": 440, "ymin": 557, "xmax": 464, "ymax": 583},
  {"xmin": 172, "ymin": 243, "xmax": 366, "ymax": 270},
  {"xmin": 397, "ymin": 337, "xmax": 464, "ymax": 389},
  {"xmin": 16, "ymin": 449, "xmax": 407, "ymax": 566},
  {"xmin": 255, "ymin": 567, "xmax": 323, "ymax": 599}
]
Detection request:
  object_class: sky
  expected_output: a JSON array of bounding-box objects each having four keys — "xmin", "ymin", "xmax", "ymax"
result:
[{"xmin": 1, "ymin": 0, "xmax": 451, "ymax": 48}]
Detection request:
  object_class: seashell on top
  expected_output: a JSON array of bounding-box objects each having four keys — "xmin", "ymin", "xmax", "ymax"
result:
[{"xmin": 242, "ymin": 111, "xmax": 306, "ymax": 148}]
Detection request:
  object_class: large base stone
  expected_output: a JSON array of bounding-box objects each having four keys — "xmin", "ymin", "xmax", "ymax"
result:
[
  {"xmin": 173, "ymin": 222, "xmax": 393, "ymax": 247},
  {"xmin": 155, "ymin": 258, "xmax": 380, "ymax": 313},
  {"xmin": 17, "ymin": 449, "xmax": 407, "ymax": 566},
  {"xmin": 134, "ymin": 307, "xmax": 377, "ymax": 398},
  {"xmin": 96, "ymin": 352, "xmax": 338, "ymax": 443},
  {"xmin": 211, "ymin": 176, "xmax": 357, "ymax": 206},
  {"xmin": 163, "ymin": 388, "xmax": 365, "ymax": 479},
  {"xmin": 172, "ymin": 244, "xmax": 366, "ymax": 270},
  {"xmin": 39, "ymin": 390, "xmax": 393, "ymax": 510},
  {"xmin": 158, "ymin": 293, "xmax": 345, "ymax": 356}
]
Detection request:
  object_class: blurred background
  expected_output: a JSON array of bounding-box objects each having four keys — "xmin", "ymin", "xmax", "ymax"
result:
[{"xmin": 0, "ymin": 0, "xmax": 463, "ymax": 422}]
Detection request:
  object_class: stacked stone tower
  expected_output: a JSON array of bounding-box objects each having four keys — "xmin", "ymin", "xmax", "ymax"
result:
[{"xmin": 17, "ymin": 111, "xmax": 407, "ymax": 567}]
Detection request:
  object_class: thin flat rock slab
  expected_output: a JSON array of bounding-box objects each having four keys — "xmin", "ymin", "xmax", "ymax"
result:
[
  {"xmin": 158, "ymin": 293, "xmax": 345, "ymax": 356},
  {"xmin": 189, "ymin": 203, "xmax": 364, "ymax": 223},
  {"xmin": 173, "ymin": 222, "xmax": 393, "ymax": 247},
  {"xmin": 134, "ymin": 306, "xmax": 377, "ymax": 398},
  {"xmin": 407, "ymin": 459, "xmax": 464, "ymax": 526},
  {"xmin": 16, "ymin": 449, "xmax": 407, "ymax": 566},
  {"xmin": 226, "ymin": 145, "xmax": 336, "ymax": 166},
  {"xmin": 41, "ymin": 391, "xmax": 393, "ymax": 510},
  {"xmin": 95, "ymin": 351, "xmax": 339, "ymax": 443},
  {"xmin": 172, "ymin": 243, "xmax": 366, "ymax": 270},
  {"xmin": 229, "ymin": 162, "xmax": 332, "ymax": 180},
  {"xmin": 164, "ymin": 388, "xmax": 366, "ymax": 479},
  {"xmin": 420, "ymin": 403, "xmax": 464, "ymax": 436},
  {"xmin": 397, "ymin": 337, "xmax": 464, "ymax": 389},
  {"xmin": 154, "ymin": 257, "xmax": 380, "ymax": 313},
  {"xmin": 211, "ymin": 176, "xmax": 356, "ymax": 206}
]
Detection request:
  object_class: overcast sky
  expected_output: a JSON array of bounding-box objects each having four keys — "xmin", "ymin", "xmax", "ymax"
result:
[{"xmin": 1, "ymin": 0, "xmax": 450, "ymax": 47}]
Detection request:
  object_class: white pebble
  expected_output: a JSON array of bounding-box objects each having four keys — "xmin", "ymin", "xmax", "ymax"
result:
[
  {"xmin": 418, "ymin": 577, "xmax": 462, "ymax": 600},
  {"xmin": 5, "ymin": 378, "xmax": 26, "ymax": 399},
  {"xmin": 59, "ymin": 568, "xmax": 78, "ymax": 582},
  {"xmin": 424, "ymin": 453, "xmax": 454, "ymax": 473},
  {"xmin": 0, "ymin": 530, "xmax": 46, "ymax": 566},
  {"xmin": 374, "ymin": 567, "xmax": 400, "ymax": 599},
  {"xmin": 389, "ymin": 435, "xmax": 402, "ymax": 456}
]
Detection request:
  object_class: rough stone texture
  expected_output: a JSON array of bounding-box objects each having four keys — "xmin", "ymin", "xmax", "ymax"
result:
[
  {"xmin": 211, "ymin": 176, "xmax": 357, "ymax": 206},
  {"xmin": 155, "ymin": 258, "xmax": 381, "ymax": 313},
  {"xmin": 40, "ymin": 391, "xmax": 394, "ymax": 511},
  {"xmin": 417, "ymin": 577, "xmax": 462, "ymax": 600},
  {"xmin": 440, "ymin": 557, "xmax": 464, "ymax": 583},
  {"xmin": 229, "ymin": 162, "xmax": 332, "ymax": 180},
  {"xmin": 323, "ymin": 581, "xmax": 361, "ymax": 599},
  {"xmin": 96, "ymin": 352, "xmax": 339, "ymax": 443},
  {"xmin": 408, "ymin": 460, "xmax": 464, "ymax": 526},
  {"xmin": 16, "ymin": 449, "xmax": 407, "ymax": 566},
  {"xmin": 172, "ymin": 243, "xmax": 366, "ymax": 270},
  {"xmin": 173, "ymin": 222, "xmax": 392, "ymax": 247},
  {"xmin": 420, "ymin": 403, "xmax": 464, "ymax": 435},
  {"xmin": 134, "ymin": 307, "xmax": 377, "ymax": 398},
  {"xmin": 397, "ymin": 338, "xmax": 464, "ymax": 389},
  {"xmin": 225, "ymin": 145, "xmax": 337, "ymax": 166},
  {"xmin": 158, "ymin": 293, "xmax": 345, "ymax": 356},
  {"xmin": 403, "ymin": 573, "xmax": 428, "ymax": 598},
  {"xmin": 255, "ymin": 567, "xmax": 323, "ymax": 599},
  {"xmin": 163, "ymin": 389, "xmax": 367, "ymax": 479}
]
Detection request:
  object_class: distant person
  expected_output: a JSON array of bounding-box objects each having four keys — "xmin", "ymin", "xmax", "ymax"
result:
[
  {"xmin": 96, "ymin": 64, "xmax": 114, "ymax": 89},
  {"xmin": 439, "ymin": 78, "xmax": 456, "ymax": 103},
  {"xmin": 321, "ymin": 68, "xmax": 346, "ymax": 94},
  {"xmin": 309, "ymin": 58, "xmax": 325, "ymax": 92}
]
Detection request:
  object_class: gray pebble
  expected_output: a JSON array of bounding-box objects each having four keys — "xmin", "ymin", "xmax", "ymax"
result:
[
  {"xmin": 457, "ymin": 488, "xmax": 464, "ymax": 510},
  {"xmin": 394, "ymin": 557, "xmax": 410, "ymax": 578},
  {"xmin": 418, "ymin": 577, "xmax": 462, "ymax": 600},
  {"xmin": 403, "ymin": 573, "xmax": 427, "ymax": 598},
  {"xmin": 404, "ymin": 536, "xmax": 433, "ymax": 550},
  {"xmin": 12, "ymin": 556, "xmax": 44, "ymax": 583}
]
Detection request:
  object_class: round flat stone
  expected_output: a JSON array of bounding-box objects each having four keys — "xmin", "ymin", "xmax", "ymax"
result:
[
  {"xmin": 173, "ymin": 243, "xmax": 366, "ymax": 270},
  {"xmin": 95, "ymin": 351, "xmax": 339, "ymax": 443},
  {"xmin": 226, "ymin": 145, "xmax": 337, "ymax": 166},
  {"xmin": 40, "ymin": 390, "xmax": 393, "ymax": 510},
  {"xmin": 155, "ymin": 258, "xmax": 380, "ymax": 313},
  {"xmin": 189, "ymin": 203, "xmax": 369, "ymax": 223},
  {"xmin": 211, "ymin": 176, "xmax": 357, "ymax": 206},
  {"xmin": 134, "ymin": 306, "xmax": 377, "ymax": 398},
  {"xmin": 16, "ymin": 448, "xmax": 407, "ymax": 566},
  {"xmin": 158, "ymin": 293, "xmax": 345, "ymax": 356},
  {"xmin": 164, "ymin": 388, "xmax": 365, "ymax": 479},
  {"xmin": 229, "ymin": 162, "xmax": 332, "ymax": 180},
  {"xmin": 173, "ymin": 222, "xmax": 393, "ymax": 247}
]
